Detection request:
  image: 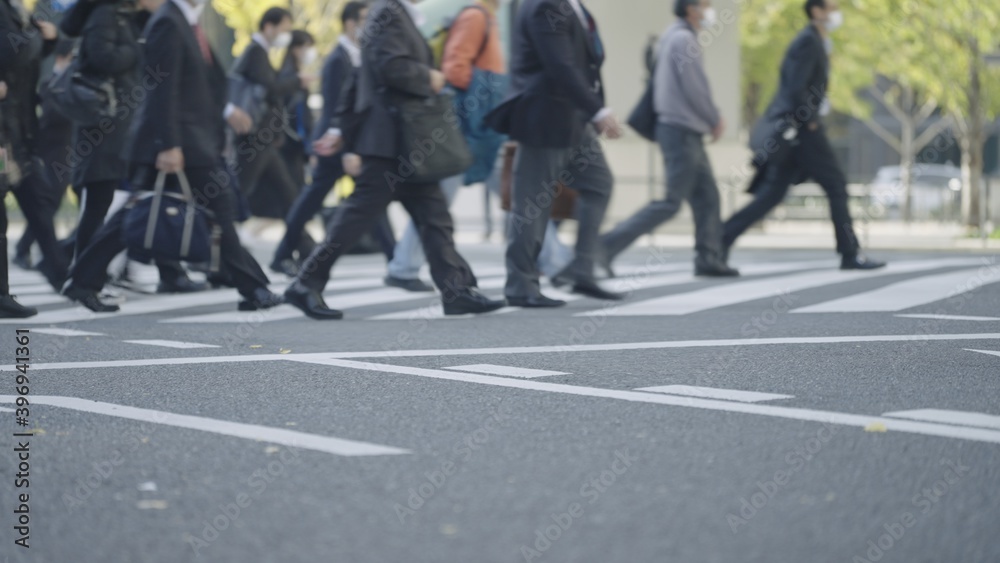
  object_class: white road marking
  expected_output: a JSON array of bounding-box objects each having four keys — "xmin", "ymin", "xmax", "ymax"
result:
[
  {"xmin": 0, "ymin": 288, "xmax": 248, "ymax": 325},
  {"xmin": 290, "ymin": 359, "xmax": 1000, "ymax": 445},
  {"xmin": 635, "ymin": 385, "xmax": 793, "ymax": 403},
  {"xmin": 897, "ymin": 314, "xmax": 1000, "ymax": 321},
  {"xmin": 599, "ymin": 258, "xmax": 982, "ymax": 317},
  {"xmin": 30, "ymin": 328, "xmax": 106, "ymax": 337},
  {"xmin": 16, "ymin": 294, "xmax": 70, "ymax": 307},
  {"xmin": 967, "ymin": 348, "xmax": 1000, "ymax": 359},
  {"xmin": 882, "ymin": 409, "xmax": 1000, "ymax": 430},
  {"xmin": 4, "ymin": 333, "xmax": 1000, "ymax": 372},
  {"xmin": 0, "ymin": 395, "xmax": 409, "ymax": 457},
  {"xmin": 124, "ymin": 340, "xmax": 221, "ymax": 349},
  {"xmin": 794, "ymin": 268, "xmax": 1000, "ymax": 313},
  {"xmin": 444, "ymin": 364, "xmax": 569, "ymax": 378},
  {"xmin": 369, "ymin": 287, "xmax": 579, "ymax": 321},
  {"xmin": 0, "ymin": 407, "xmax": 13, "ymax": 413}
]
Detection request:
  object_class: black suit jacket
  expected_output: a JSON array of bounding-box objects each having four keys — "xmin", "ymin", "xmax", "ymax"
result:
[
  {"xmin": 747, "ymin": 24, "xmax": 829, "ymax": 190},
  {"xmin": 130, "ymin": 1, "xmax": 227, "ymax": 168},
  {"xmin": 313, "ymin": 43, "xmax": 353, "ymax": 142},
  {"xmin": 235, "ymin": 41, "xmax": 300, "ymax": 112},
  {"xmin": 486, "ymin": 0, "xmax": 604, "ymax": 148},
  {"xmin": 349, "ymin": 0, "xmax": 435, "ymax": 159},
  {"xmin": 0, "ymin": 0, "xmax": 55, "ymax": 166}
]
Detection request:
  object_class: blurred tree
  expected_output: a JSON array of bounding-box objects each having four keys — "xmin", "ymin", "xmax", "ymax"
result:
[{"xmin": 212, "ymin": 0, "xmax": 345, "ymax": 64}]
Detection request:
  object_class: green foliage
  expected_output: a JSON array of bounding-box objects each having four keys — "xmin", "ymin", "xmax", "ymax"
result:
[{"xmin": 213, "ymin": 0, "xmax": 346, "ymax": 59}]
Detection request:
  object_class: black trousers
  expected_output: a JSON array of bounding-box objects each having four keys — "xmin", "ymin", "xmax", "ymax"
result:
[
  {"xmin": 723, "ymin": 126, "xmax": 859, "ymax": 255},
  {"xmin": 69, "ymin": 166, "xmax": 271, "ymax": 297},
  {"xmin": 273, "ymin": 154, "xmax": 396, "ymax": 264},
  {"xmin": 73, "ymin": 179, "xmax": 118, "ymax": 261},
  {"xmin": 297, "ymin": 156, "xmax": 476, "ymax": 294},
  {"xmin": 10, "ymin": 161, "xmax": 70, "ymax": 288}
]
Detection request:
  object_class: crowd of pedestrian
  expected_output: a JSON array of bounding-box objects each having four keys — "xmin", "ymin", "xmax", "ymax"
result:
[{"xmin": 0, "ymin": 0, "xmax": 884, "ymax": 321}]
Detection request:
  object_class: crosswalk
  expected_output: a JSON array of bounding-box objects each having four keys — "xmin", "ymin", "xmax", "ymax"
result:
[{"xmin": 1, "ymin": 256, "xmax": 997, "ymax": 326}]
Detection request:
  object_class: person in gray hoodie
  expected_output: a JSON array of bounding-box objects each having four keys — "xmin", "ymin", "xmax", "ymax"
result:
[{"xmin": 598, "ymin": 0, "xmax": 738, "ymax": 277}]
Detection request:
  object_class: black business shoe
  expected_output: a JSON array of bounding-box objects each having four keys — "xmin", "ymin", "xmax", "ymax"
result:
[
  {"xmin": 384, "ymin": 275, "xmax": 435, "ymax": 293},
  {"xmin": 237, "ymin": 288, "xmax": 285, "ymax": 311},
  {"xmin": 442, "ymin": 288, "xmax": 506, "ymax": 316},
  {"xmin": 506, "ymin": 294, "xmax": 567, "ymax": 308},
  {"xmin": 62, "ymin": 285, "xmax": 120, "ymax": 313},
  {"xmin": 157, "ymin": 276, "xmax": 209, "ymax": 294},
  {"xmin": 0, "ymin": 296, "xmax": 37, "ymax": 319},
  {"xmin": 283, "ymin": 282, "xmax": 344, "ymax": 320},
  {"xmin": 571, "ymin": 281, "xmax": 625, "ymax": 301},
  {"xmin": 207, "ymin": 271, "xmax": 236, "ymax": 289},
  {"xmin": 841, "ymin": 254, "xmax": 887, "ymax": 271},
  {"xmin": 270, "ymin": 258, "xmax": 300, "ymax": 278},
  {"xmin": 695, "ymin": 257, "xmax": 740, "ymax": 278},
  {"xmin": 12, "ymin": 254, "xmax": 33, "ymax": 271}
]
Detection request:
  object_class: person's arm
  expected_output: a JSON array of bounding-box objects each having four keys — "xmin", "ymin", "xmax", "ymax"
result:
[
  {"xmin": 525, "ymin": 0, "xmax": 603, "ymax": 119},
  {"xmin": 441, "ymin": 8, "xmax": 488, "ymax": 90},
  {"xmin": 0, "ymin": 3, "xmax": 25, "ymax": 75},
  {"xmin": 670, "ymin": 31, "xmax": 720, "ymax": 129},
  {"xmin": 319, "ymin": 50, "xmax": 349, "ymax": 133},
  {"xmin": 80, "ymin": 6, "xmax": 138, "ymax": 75},
  {"xmin": 144, "ymin": 18, "xmax": 182, "ymax": 153},
  {"xmin": 369, "ymin": 9, "xmax": 434, "ymax": 98}
]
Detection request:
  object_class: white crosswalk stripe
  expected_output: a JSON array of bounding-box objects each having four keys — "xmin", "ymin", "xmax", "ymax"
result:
[
  {"xmin": 3, "ymin": 257, "xmax": 996, "ymax": 325},
  {"xmin": 596, "ymin": 258, "xmax": 982, "ymax": 317},
  {"xmin": 793, "ymin": 268, "xmax": 1000, "ymax": 313}
]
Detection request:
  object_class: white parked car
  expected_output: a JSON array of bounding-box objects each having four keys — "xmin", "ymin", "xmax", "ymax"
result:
[{"xmin": 868, "ymin": 164, "xmax": 965, "ymax": 220}]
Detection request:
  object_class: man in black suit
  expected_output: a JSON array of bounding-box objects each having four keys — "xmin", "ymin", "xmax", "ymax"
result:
[
  {"xmin": 487, "ymin": 0, "xmax": 623, "ymax": 308},
  {"xmin": 232, "ymin": 7, "xmax": 316, "ymax": 262},
  {"xmin": 270, "ymin": 1, "xmax": 381, "ymax": 277},
  {"xmin": 284, "ymin": 0, "xmax": 505, "ymax": 320},
  {"xmin": 62, "ymin": 0, "xmax": 283, "ymax": 313},
  {"xmin": 0, "ymin": 0, "xmax": 71, "ymax": 295},
  {"xmin": 722, "ymin": 0, "xmax": 885, "ymax": 270}
]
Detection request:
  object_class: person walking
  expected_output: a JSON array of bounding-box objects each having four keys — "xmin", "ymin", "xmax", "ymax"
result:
[
  {"xmin": 284, "ymin": 0, "xmax": 505, "ymax": 320},
  {"xmin": 62, "ymin": 0, "xmax": 281, "ymax": 313},
  {"xmin": 487, "ymin": 0, "xmax": 624, "ymax": 307},
  {"xmin": 722, "ymin": 0, "xmax": 885, "ymax": 270},
  {"xmin": 60, "ymin": 0, "xmax": 141, "ymax": 264},
  {"xmin": 277, "ymin": 29, "xmax": 317, "ymax": 194},
  {"xmin": 599, "ymin": 0, "xmax": 738, "ymax": 278},
  {"xmin": 0, "ymin": 0, "xmax": 71, "ymax": 294}
]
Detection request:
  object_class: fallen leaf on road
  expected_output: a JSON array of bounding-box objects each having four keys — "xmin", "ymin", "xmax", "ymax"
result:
[
  {"xmin": 864, "ymin": 422, "xmax": 888, "ymax": 433},
  {"xmin": 136, "ymin": 500, "xmax": 168, "ymax": 510},
  {"xmin": 250, "ymin": 345, "xmax": 263, "ymax": 349},
  {"xmin": 279, "ymin": 348, "xmax": 292, "ymax": 354}
]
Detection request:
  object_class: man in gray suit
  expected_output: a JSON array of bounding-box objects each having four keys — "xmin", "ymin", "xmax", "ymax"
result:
[
  {"xmin": 599, "ymin": 0, "xmax": 738, "ymax": 277},
  {"xmin": 487, "ymin": 0, "xmax": 624, "ymax": 307}
]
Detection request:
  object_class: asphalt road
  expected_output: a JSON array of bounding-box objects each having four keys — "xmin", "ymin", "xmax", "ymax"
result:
[{"xmin": 1, "ymin": 245, "xmax": 998, "ymax": 563}]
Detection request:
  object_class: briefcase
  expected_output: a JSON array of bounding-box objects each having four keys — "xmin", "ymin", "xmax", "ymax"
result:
[
  {"xmin": 499, "ymin": 143, "xmax": 578, "ymax": 221},
  {"xmin": 394, "ymin": 93, "xmax": 473, "ymax": 184}
]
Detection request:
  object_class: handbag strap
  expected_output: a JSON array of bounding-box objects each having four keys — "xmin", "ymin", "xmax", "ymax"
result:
[{"xmin": 145, "ymin": 170, "xmax": 199, "ymax": 258}]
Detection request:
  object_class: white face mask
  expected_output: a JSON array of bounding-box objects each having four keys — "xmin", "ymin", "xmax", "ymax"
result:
[
  {"xmin": 302, "ymin": 46, "xmax": 318, "ymax": 66},
  {"xmin": 825, "ymin": 10, "xmax": 843, "ymax": 31},
  {"xmin": 272, "ymin": 31, "xmax": 292, "ymax": 49},
  {"xmin": 700, "ymin": 7, "xmax": 717, "ymax": 27}
]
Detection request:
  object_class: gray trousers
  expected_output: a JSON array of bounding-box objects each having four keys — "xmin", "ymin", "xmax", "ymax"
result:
[
  {"xmin": 505, "ymin": 128, "xmax": 613, "ymax": 299},
  {"xmin": 601, "ymin": 123, "xmax": 724, "ymax": 262}
]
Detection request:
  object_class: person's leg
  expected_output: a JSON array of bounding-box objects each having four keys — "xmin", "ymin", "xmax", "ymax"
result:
[
  {"xmin": 295, "ymin": 157, "xmax": 396, "ymax": 292},
  {"xmin": 558, "ymin": 130, "xmax": 615, "ymax": 285},
  {"xmin": 73, "ymin": 180, "xmax": 118, "ymax": 260},
  {"xmin": 185, "ymin": 167, "xmax": 271, "ymax": 298},
  {"xmin": 0, "ymin": 197, "xmax": 9, "ymax": 296},
  {"xmin": 538, "ymin": 220, "xmax": 573, "ymax": 279},
  {"xmin": 273, "ymin": 155, "xmax": 343, "ymax": 264},
  {"xmin": 372, "ymin": 211, "xmax": 396, "ymax": 262},
  {"xmin": 386, "ymin": 174, "xmax": 463, "ymax": 280},
  {"xmin": 722, "ymin": 161, "xmax": 796, "ymax": 249},
  {"xmin": 396, "ymin": 179, "xmax": 477, "ymax": 297},
  {"xmin": 66, "ymin": 207, "xmax": 128, "ymax": 293},
  {"xmin": 798, "ymin": 128, "xmax": 860, "ymax": 256},
  {"xmin": 600, "ymin": 124, "xmax": 696, "ymax": 260},
  {"xmin": 687, "ymin": 139, "xmax": 726, "ymax": 263},
  {"xmin": 256, "ymin": 148, "xmax": 316, "ymax": 254},
  {"xmin": 11, "ymin": 166, "xmax": 69, "ymax": 289},
  {"xmin": 505, "ymin": 145, "xmax": 564, "ymax": 299}
]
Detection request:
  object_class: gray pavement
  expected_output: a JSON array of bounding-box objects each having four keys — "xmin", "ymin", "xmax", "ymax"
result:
[{"xmin": 1, "ymin": 244, "xmax": 999, "ymax": 563}]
